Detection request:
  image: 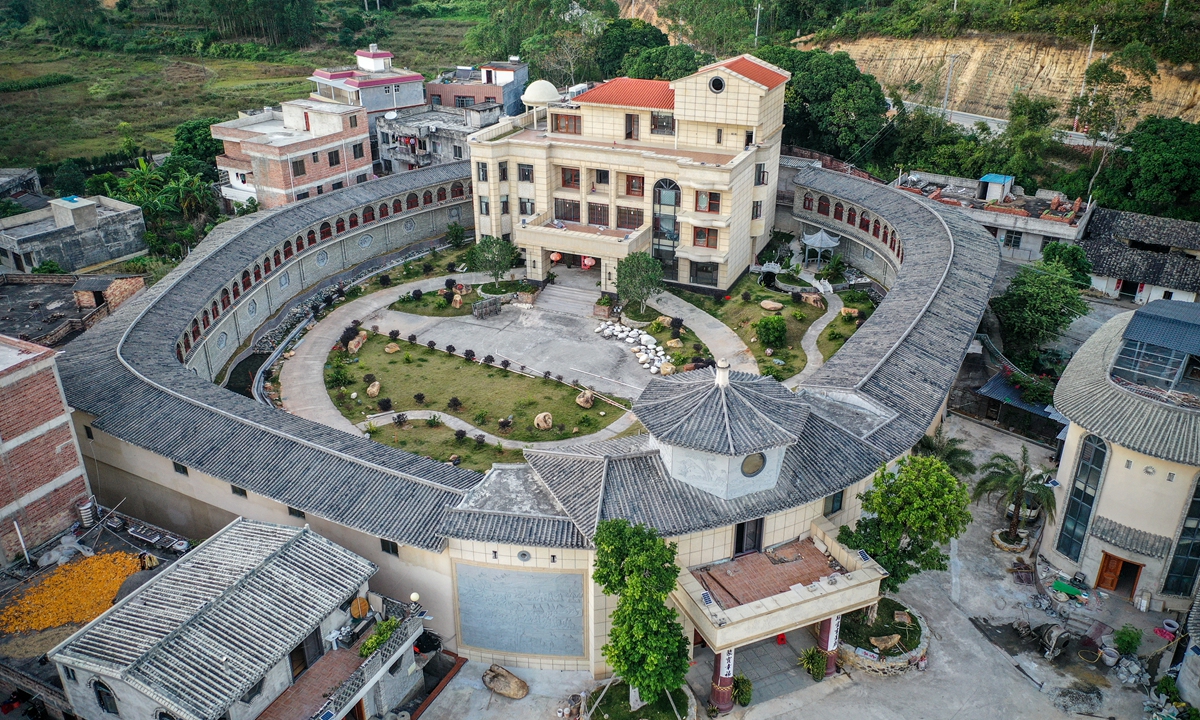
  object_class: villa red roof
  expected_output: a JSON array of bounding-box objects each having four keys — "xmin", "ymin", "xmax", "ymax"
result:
[
  {"xmin": 712, "ymin": 56, "xmax": 789, "ymax": 89},
  {"xmin": 573, "ymin": 78, "xmax": 674, "ymax": 110}
]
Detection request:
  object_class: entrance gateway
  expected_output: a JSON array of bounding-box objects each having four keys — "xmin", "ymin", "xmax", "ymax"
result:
[{"xmin": 1097, "ymin": 551, "xmax": 1144, "ymax": 598}]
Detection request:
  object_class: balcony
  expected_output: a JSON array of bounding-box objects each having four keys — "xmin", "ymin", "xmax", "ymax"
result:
[
  {"xmin": 514, "ymin": 210, "xmax": 651, "ymax": 257},
  {"xmin": 673, "ymin": 518, "xmax": 886, "ymax": 650}
]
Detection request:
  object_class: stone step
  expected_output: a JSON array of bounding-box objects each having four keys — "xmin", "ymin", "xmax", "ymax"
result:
[{"xmin": 536, "ymin": 284, "xmax": 601, "ymax": 317}]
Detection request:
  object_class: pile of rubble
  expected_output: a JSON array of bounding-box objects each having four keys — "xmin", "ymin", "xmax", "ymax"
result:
[{"xmin": 1116, "ymin": 655, "xmax": 1152, "ymax": 686}]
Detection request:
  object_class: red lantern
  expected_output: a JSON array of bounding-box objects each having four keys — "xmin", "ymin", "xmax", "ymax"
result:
[
  {"xmin": 581, "ymin": 256, "xmax": 595, "ymax": 269},
  {"xmin": 550, "ymin": 252, "xmax": 563, "ymax": 263}
]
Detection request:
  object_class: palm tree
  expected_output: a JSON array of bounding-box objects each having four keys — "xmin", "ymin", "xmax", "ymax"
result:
[
  {"xmin": 974, "ymin": 445, "xmax": 1057, "ymax": 542},
  {"xmin": 912, "ymin": 426, "xmax": 977, "ymax": 480}
]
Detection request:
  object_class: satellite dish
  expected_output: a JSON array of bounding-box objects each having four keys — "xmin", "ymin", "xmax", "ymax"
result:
[
  {"xmin": 350, "ymin": 597, "xmax": 370, "ymax": 619},
  {"xmin": 384, "ymin": 111, "xmax": 398, "ymax": 120}
]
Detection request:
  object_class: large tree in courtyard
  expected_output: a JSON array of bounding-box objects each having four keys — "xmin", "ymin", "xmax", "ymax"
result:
[
  {"xmin": 973, "ymin": 446, "xmax": 1057, "ymax": 544},
  {"xmin": 838, "ymin": 456, "xmax": 972, "ymax": 593},
  {"xmin": 594, "ymin": 520, "xmax": 690, "ymax": 702},
  {"xmin": 616, "ymin": 251, "xmax": 664, "ymax": 314},
  {"xmin": 990, "ymin": 260, "xmax": 1089, "ymax": 357},
  {"xmin": 467, "ymin": 235, "xmax": 521, "ymax": 285}
]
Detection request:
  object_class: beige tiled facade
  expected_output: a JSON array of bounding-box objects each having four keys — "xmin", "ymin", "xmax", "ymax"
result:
[{"xmin": 467, "ymin": 56, "xmax": 788, "ymax": 293}]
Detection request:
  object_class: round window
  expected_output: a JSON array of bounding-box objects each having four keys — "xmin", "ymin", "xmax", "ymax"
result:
[
  {"xmin": 709, "ymin": 77, "xmax": 725, "ymax": 94},
  {"xmin": 247, "ymin": 299, "xmax": 258, "ymax": 318},
  {"xmin": 278, "ymin": 271, "xmax": 290, "ymax": 289},
  {"xmin": 517, "ymin": 550, "xmax": 532, "ymax": 562},
  {"xmin": 404, "ymin": 218, "xmax": 416, "ymax": 233},
  {"xmin": 316, "ymin": 250, "xmax": 328, "ymax": 267},
  {"xmin": 358, "ymin": 234, "xmax": 373, "ymax": 248},
  {"xmin": 741, "ymin": 452, "xmax": 766, "ymax": 477}
]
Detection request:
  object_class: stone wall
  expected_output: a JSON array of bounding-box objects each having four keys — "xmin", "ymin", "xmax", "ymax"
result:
[
  {"xmin": 836, "ymin": 603, "xmax": 929, "ymax": 675},
  {"xmin": 9, "ymin": 206, "xmax": 146, "ymax": 273}
]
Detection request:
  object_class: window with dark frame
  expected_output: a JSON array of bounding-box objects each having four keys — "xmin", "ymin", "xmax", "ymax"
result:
[
  {"xmin": 231, "ymin": 485, "xmax": 247, "ymax": 497},
  {"xmin": 594, "ymin": 169, "xmax": 609, "ymax": 185},
  {"xmin": 498, "ymin": 162, "xmax": 508, "ymax": 181},
  {"xmin": 734, "ymin": 519, "xmax": 763, "ymax": 556},
  {"xmin": 500, "ymin": 195, "xmax": 510, "ymax": 214},
  {"xmin": 172, "ymin": 462, "xmax": 188, "ymax": 475},
  {"xmin": 381, "ymin": 538, "xmax": 399, "ymax": 555},
  {"xmin": 355, "ymin": 174, "xmax": 367, "ymax": 183},
  {"xmin": 552, "ymin": 114, "xmax": 582, "ymax": 134},
  {"xmin": 519, "ymin": 198, "xmax": 535, "ymax": 215},
  {"xmin": 625, "ymin": 175, "xmax": 644, "ymax": 197},
  {"xmin": 349, "ymin": 114, "xmax": 358, "ymax": 128},
  {"xmin": 554, "ymin": 198, "xmax": 580, "ymax": 222},
  {"xmin": 63, "ymin": 667, "xmax": 76, "ymax": 682},
  {"xmin": 328, "ymin": 150, "xmax": 340, "ymax": 166},
  {"xmin": 824, "ymin": 490, "xmax": 844, "ymax": 516},
  {"xmin": 477, "ymin": 162, "xmax": 488, "ymax": 181},
  {"xmin": 716, "ymin": 128, "xmax": 723, "ymax": 144},
  {"xmin": 695, "ymin": 191, "xmax": 720, "ymax": 213},
  {"xmin": 331, "ymin": 181, "xmax": 343, "ymax": 190},
  {"xmin": 479, "ymin": 196, "xmax": 489, "ymax": 216},
  {"xmin": 1056, "ymin": 435, "xmax": 1107, "ymax": 562},
  {"xmin": 352, "ymin": 143, "xmax": 364, "ymax": 159},
  {"xmin": 588, "ymin": 202, "xmax": 609, "ymax": 226},
  {"xmin": 288, "ymin": 507, "xmax": 306, "ymax": 519},
  {"xmin": 84, "ymin": 426, "xmax": 94, "ymax": 439},
  {"xmin": 650, "ymin": 111, "xmax": 675, "ymax": 135},
  {"xmin": 291, "ymin": 159, "xmax": 306, "ymax": 177},
  {"xmin": 625, "ymin": 113, "xmax": 639, "ymax": 140},
  {"xmin": 616, "ymin": 206, "xmax": 643, "ymax": 229},
  {"xmin": 752, "ymin": 200, "xmax": 762, "ymax": 219},
  {"xmin": 453, "ymin": 145, "xmax": 463, "ymax": 159},
  {"xmin": 694, "ymin": 227, "xmax": 718, "ymax": 248},
  {"xmin": 518, "ymin": 164, "xmax": 533, "ymax": 182},
  {"xmin": 561, "ymin": 167, "xmax": 581, "ymax": 189},
  {"xmin": 754, "ymin": 163, "xmax": 768, "ymax": 186}
]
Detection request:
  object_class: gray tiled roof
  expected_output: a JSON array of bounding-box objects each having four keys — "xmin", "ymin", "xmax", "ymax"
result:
[
  {"xmin": 633, "ymin": 368, "xmax": 810, "ymax": 455},
  {"xmin": 1054, "ymin": 311, "xmax": 1200, "ymax": 465},
  {"xmin": 1078, "ymin": 232, "xmax": 1200, "ymax": 294},
  {"xmin": 1088, "ymin": 207, "xmax": 1200, "ymax": 251},
  {"xmin": 1089, "ymin": 515, "xmax": 1174, "ymax": 559},
  {"xmin": 50, "ymin": 519, "xmax": 374, "ymax": 720},
  {"xmin": 57, "ymin": 164, "xmax": 482, "ymax": 551}
]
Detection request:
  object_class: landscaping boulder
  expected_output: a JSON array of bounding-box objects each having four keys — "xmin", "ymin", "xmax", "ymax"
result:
[
  {"xmin": 841, "ymin": 307, "xmax": 861, "ymax": 317},
  {"xmin": 760, "ymin": 299, "xmax": 784, "ymax": 311},
  {"xmin": 534, "ymin": 412, "xmax": 553, "ymax": 430},
  {"xmin": 656, "ymin": 316, "xmax": 673, "ymax": 326},
  {"xmin": 660, "ymin": 363, "xmax": 676, "ymax": 376},
  {"xmin": 575, "ymin": 390, "xmax": 594, "ymax": 409},
  {"xmin": 348, "ymin": 330, "xmax": 368, "ymax": 354},
  {"xmin": 803, "ymin": 294, "xmax": 826, "ymax": 310},
  {"xmin": 870, "ymin": 634, "xmax": 902, "ymax": 652},
  {"xmin": 451, "ymin": 294, "xmax": 463, "ymax": 308},
  {"xmin": 366, "ymin": 381, "xmax": 381, "ymax": 398},
  {"xmin": 482, "ymin": 664, "xmax": 529, "ymax": 700},
  {"xmin": 665, "ymin": 338, "xmax": 683, "ymax": 349},
  {"xmin": 384, "ymin": 343, "xmax": 401, "ymax": 354}
]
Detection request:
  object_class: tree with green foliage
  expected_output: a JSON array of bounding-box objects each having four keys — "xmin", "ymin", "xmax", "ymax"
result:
[
  {"xmin": 467, "ymin": 235, "xmax": 520, "ymax": 285},
  {"xmin": 912, "ymin": 426, "xmax": 977, "ymax": 480},
  {"xmin": 36, "ymin": 0, "xmax": 98, "ymax": 31},
  {"xmin": 596, "ymin": 18, "xmax": 667, "ymax": 79},
  {"xmin": 990, "ymin": 260, "xmax": 1089, "ymax": 357},
  {"xmin": 1041, "ymin": 242, "xmax": 1092, "ymax": 289},
  {"xmin": 466, "ymin": 0, "xmax": 618, "ymax": 60},
  {"xmin": 31, "ymin": 260, "xmax": 66, "ymax": 274},
  {"xmin": 117, "ymin": 121, "xmax": 138, "ymax": 159},
  {"xmin": 53, "ymin": 160, "xmax": 86, "ymax": 197},
  {"xmin": 172, "ymin": 117, "xmax": 226, "ymax": 165},
  {"xmin": 838, "ymin": 456, "xmax": 972, "ymax": 592},
  {"xmin": 658, "ymin": 0, "xmax": 750, "ymax": 57},
  {"xmin": 752, "ymin": 47, "xmax": 888, "ymax": 160},
  {"xmin": 521, "ymin": 31, "xmax": 597, "ymax": 87},
  {"xmin": 594, "ymin": 519, "xmax": 690, "ymax": 702},
  {"xmin": 85, "ymin": 172, "xmax": 120, "ymax": 197},
  {"xmin": 616, "ymin": 251, "xmax": 664, "ymax": 314},
  {"xmin": 755, "ymin": 315, "xmax": 787, "ymax": 348},
  {"xmin": 445, "ymin": 222, "xmax": 468, "ymax": 248},
  {"xmin": 974, "ymin": 445, "xmax": 1057, "ymax": 544},
  {"xmin": 620, "ymin": 45, "xmax": 714, "ymax": 81},
  {"xmin": 0, "ymin": 199, "xmax": 25, "ymax": 219}
]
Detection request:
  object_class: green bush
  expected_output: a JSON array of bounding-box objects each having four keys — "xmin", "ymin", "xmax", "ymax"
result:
[
  {"xmin": 759, "ymin": 364, "xmax": 786, "ymax": 381},
  {"xmin": 647, "ymin": 319, "xmax": 665, "ymax": 333},
  {"xmin": 326, "ymin": 365, "xmax": 352, "ymax": 388},
  {"xmin": 1157, "ymin": 675, "xmax": 1181, "ymax": 703},
  {"xmin": 1114, "ymin": 624, "xmax": 1143, "ymax": 656},
  {"xmin": 0, "ymin": 73, "xmax": 75, "ymax": 93},
  {"xmin": 828, "ymin": 329, "xmax": 844, "ymax": 341},
  {"xmin": 755, "ymin": 315, "xmax": 787, "ymax": 347},
  {"xmin": 841, "ymin": 289, "xmax": 871, "ymax": 304},
  {"xmin": 358, "ymin": 618, "xmax": 400, "ymax": 657},
  {"xmin": 798, "ymin": 647, "xmax": 827, "ymax": 681},
  {"xmin": 792, "ymin": 310, "xmax": 806, "ymax": 322},
  {"xmin": 731, "ymin": 674, "xmax": 752, "ymax": 707},
  {"xmin": 425, "ymin": 414, "xmax": 441, "ymax": 428}
]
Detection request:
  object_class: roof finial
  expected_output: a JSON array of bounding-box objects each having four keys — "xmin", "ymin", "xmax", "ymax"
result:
[{"xmin": 715, "ymin": 358, "xmax": 730, "ymax": 387}]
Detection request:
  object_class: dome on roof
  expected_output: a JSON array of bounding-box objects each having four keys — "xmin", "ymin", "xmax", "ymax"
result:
[{"xmin": 521, "ymin": 79, "xmax": 561, "ymax": 105}]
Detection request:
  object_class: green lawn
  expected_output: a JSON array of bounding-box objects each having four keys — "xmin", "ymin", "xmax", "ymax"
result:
[
  {"xmin": 389, "ymin": 292, "xmax": 473, "ymax": 317},
  {"xmin": 817, "ymin": 290, "xmax": 875, "ymax": 361},
  {"xmin": 673, "ymin": 275, "xmax": 828, "ymax": 380},
  {"xmin": 370, "ymin": 421, "xmax": 514, "ymax": 472},
  {"xmin": 585, "ymin": 682, "xmax": 689, "ymax": 720},
  {"xmin": 839, "ymin": 597, "xmax": 922, "ymax": 657},
  {"xmin": 327, "ymin": 334, "xmax": 626, "ymax": 442}
]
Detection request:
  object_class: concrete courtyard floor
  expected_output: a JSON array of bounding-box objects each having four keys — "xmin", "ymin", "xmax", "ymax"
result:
[{"xmin": 419, "ymin": 664, "xmax": 596, "ymax": 720}]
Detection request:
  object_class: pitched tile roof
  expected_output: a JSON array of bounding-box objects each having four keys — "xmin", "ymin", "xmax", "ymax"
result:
[
  {"xmin": 1088, "ymin": 515, "xmax": 1174, "ymax": 559},
  {"xmin": 706, "ymin": 56, "xmax": 790, "ymax": 89},
  {"xmin": 50, "ymin": 519, "xmax": 375, "ymax": 720},
  {"xmin": 572, "ymin": 77, "xmax": 674, "ymax": 110},
  {"xmin": 1078, "ymin": 232, "xmax": 1200, "ymax": 294},
  {"xmin": 1087, "ymin": 207, "xmax": 1200, "ymax": 251}
]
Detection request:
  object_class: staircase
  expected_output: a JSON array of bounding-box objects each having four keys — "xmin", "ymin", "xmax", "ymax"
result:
[{"xmin": 536, "ymin": 284, "xmax": 600, "ymax": 317}]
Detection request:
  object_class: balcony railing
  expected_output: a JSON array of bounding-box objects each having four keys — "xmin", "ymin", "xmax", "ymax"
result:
[{"xmin": 311, "ymin": 605, "xmax": 424, "ymax": 720}]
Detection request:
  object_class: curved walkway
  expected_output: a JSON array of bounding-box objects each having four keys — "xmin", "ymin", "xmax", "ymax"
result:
[
  {"xmin": 356, "ymin": 409, "xmax": 638, "ymax": 450},
  {"xmin": 649, "ymin": 291, "xmax": 758, "ymax": 374},
  {"xmin": 783, "ymin": 269, "xmax": 843, "ymax": 390}
]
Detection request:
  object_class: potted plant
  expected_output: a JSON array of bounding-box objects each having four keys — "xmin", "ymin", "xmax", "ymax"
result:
[{"xmin": 594, "ymin": 295, "xmax": 613, "ymax": 318}]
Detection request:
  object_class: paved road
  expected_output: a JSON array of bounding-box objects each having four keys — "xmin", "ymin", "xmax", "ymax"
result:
[
  {"xmin": 903, "ymin": 102, "xmax": 1108, "ymax": 147},
  {"xmin": 779, "ymin": 257, "xmax": 843, "ymax": 389}
]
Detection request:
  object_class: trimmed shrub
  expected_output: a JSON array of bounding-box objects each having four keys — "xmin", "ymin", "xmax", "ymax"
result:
[
  {"xmin": 482, "ymin": 354, "xmax": 494, "ymax": 365},
  {"xmin": 670, "ymin": 316, "xmax": 684, "ymax": 329},
  {"xmin": 363, "ymin": 373, "xmax": 376, "ymax": 384},
  {"xmin": 500, "ymin": 359, "xmax": 511, "ymax": 369},
  {"xmin": 448, "ymin": 397, "xmax": 463, "ymax": 411},
  {"xmin": 741, "ymin": 291, "xmax": 752, "ymax": 302},
  {"xmin": 463, "ymin": 349, "xmax": 476, "ymax": 361},
  {"xmin": 474, "ymin": 434, "xmax": 486, "ymax": 445},
  {"xmin": 388, "ymin": 329, "xmax": 400, "ymax": 341},
  {"xmin": 446, "ymin": 261, "xmax": 456, "ymax": 272},
  {"xmin": 392, "ymin": 413, "xmax": 407, "ymax": 427},
  {"xmin": 412, "ymin": 289, "xmax": 423, "ymax": 301},
  {"xmin": 377, "ymin": 398, "xmax": 393, "ymax": 412},
  {"xmin": 446, "ymin": 345, "xmax": 456, "ymax": 355},
  {"xmin": 379, "ymin": 274, "xmax": 392, "ymax": 287},
  {"xmin": 426, "ymin": 340, "xmax": 436, "ymax": 350},
  {"xmin": 413, "ymin": 392, "xmax": 425, "ymax": 405},
  {"xmin": 422, "ymin": 262, "xmax": 434, "ymax": 273},
  {"xmin": 454, "ymin": 429, "xmax": 467, "ymax": 442},
  {"xmin": 407, "ymin": 333, "xmax": 417, "ymax": 343},
  {"xmin": 445, "ymin": 278, "xmax": 456, "ymax": 290}
]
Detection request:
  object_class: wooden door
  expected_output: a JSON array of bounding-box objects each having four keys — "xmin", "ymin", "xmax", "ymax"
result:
[
  {"xmin": 350, "ymin": 699, "xmax": 366, "ymax": 720},
  {"xmin": 1096, "ymin": 552, "xmax": 1123, "ymax": 591}
]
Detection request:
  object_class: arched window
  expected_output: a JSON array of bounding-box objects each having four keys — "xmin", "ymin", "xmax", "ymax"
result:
[
  {"xmin": 363, "ymin": 206, "xmax": 375, "ymax": 223},
  {"xmin": 263, "ymin": 257, "xmax": 271, "ymax": 275},
  {"xmin": 211, "ymin": 302, "xmax": 219, "ymax": 320},
  {"xmin": 183, "ymin": 335, "xmax": 191, "ymax": 352},
  {"xmin": 232, "ymin": 282, "xmax": 241, "ymax": 300},
  {"xmin": 437, "ymin": 187, "xmax": 447, "ymax": 202},
  {"xmin": 221, "ymin": 289, "xmax": 231, "ymax": 309},
  {"xmin": 191, "ymin": 320, "xmax": 200, "ymax": 341},
  {"xmin": 834, "ymin": 202, "xmax": 844, "ymax": 221},
  {"xmin": 859, "ymin": 212, "xmax": 870, "ymax": 232},
  {"xmin": 379, "ymin": 203, "xmax": 389, "ymax": 218},
  {"xmin": 406, "ymin": 194, "xmax": 418, "ymax": 210},
  {"xmin": 802, "ymin": 193, "xmax": 813, "ymax": 211},
  {"xmin": 349, "ymin": 213, "xmax": 359, "ymax": 229},
  {"xmin": 94, "ymin": 681, "xmax": 119, "ymax": 715},
  {"xmin": 1057, "ymin": 435, "xmax": 1107, "ymax": 562},
  {"xmin": 202, "ymin": 310, "xmax": 210, "ymax": 329},
  {"xmin": 466, "ymin": 181, "xmax": 472, "ymax": 196},
  {"xmin": 890, "ymin": 231, "xmax": 897, "ymax": 252},
  {"xmin": 817, "ymin": 196, "xmax": 830, "ymax": 215},
  {"xmin": 335, "ymin": 218, "xmax": 346, "ymax": 234},
  {"xmin": 320, "ymin": 222, "xmax": 332, "ymax": 240},
  {"xmin": 847, "ymin": 207, "xmax": 856, "ymax": 226},
  {"xmin": 273, "ymin": 250, "xmax": 282, "ymax": 267},
  {"xmin": 242, "ymin": 271, "xmax": 251, "ymax": 291},
  {"xmin": 395, "ymin": 198, "xmax": 405, "ymax": 213},
  {"xmin": 307, "ymin": 230, "xmax": 317, "ymax": 247},
  {"xmin": 176, "ymin": 344, "xmax": 183, "ymax": 362},
  {"xmin": 422, "ymin": 191, "xmax": 433, "ymax": 206},
  {"xmin": 653, "ymin": 178, "xmax": 681, "ymax": 206},
  {"xmin": 158, "ymin": 712, "xmax": 178, "ymax": 720},
  {"xmin": 284, "ymin": 240, "xmax": 294, "ymax": 259},
  {"xmin": 872, "ymin": 219, "xmax": 880, "ymax": 238},
  {"xmin": 451, "ymin": 181, "xmax": 464, "ymax": 199},
  {"xmin": 254, "ymin": 265, "xmax": 262, "ymax": 282}
]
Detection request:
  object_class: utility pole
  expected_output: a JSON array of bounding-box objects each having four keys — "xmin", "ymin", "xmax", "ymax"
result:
[
  {"xmin": 754, "ymin": 2, "xmax": 762, "ymax": 48},
  {"xmin": 941, "ymin": 54, "xmax": 958, "ymax": 119},
  {"xmin": 1074, "ymin": 24, "xmax": 1099, "ymax": 131}
]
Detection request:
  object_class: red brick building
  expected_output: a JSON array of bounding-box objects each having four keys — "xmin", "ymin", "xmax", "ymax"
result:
[
  {"xmin": 212, "ymin": 100, "xmax": 373, "ymax": 210},
  {"xmin": 0, "ymin": 335, "xmax": 91, "ymax": 563}
]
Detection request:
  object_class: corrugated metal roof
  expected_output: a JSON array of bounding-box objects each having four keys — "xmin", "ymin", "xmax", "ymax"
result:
[
  {"xmin": 1124, "ymin": 299, "xmax": 1200, "ymax": 356},
  {"xmin": 976, "ymin": 373, "xmax": 1055, "ymax": 418},
  {"xmin": 708, "ymin": 56, "xmax": 790, "ymax": 89},
  {"xmin": 573, "ymin": 78, "xmax": 674, "ymax": 110}
]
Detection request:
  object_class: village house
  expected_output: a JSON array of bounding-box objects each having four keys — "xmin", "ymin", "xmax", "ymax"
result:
[
  {"xmin": 377, "ymin": 102, "xmax": 502, "ymax": 174},
  {"xmin": 0, "ymin": 195, "xmax": 145, "ymax": 273},
  {"xmin": 1079, "ymin": 208, "xmax": 1200, "ymax": 304},
  {"xmin": 426, "ymin": 60, "xmax": 529, "ymax": 117}
]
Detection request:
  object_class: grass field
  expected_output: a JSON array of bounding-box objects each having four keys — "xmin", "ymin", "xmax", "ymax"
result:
[
  {"xmin": 585, "ymin": 682, "xmax": 689, "ymax": 720},
  {"xmin": 370, "ymin": 422, "xmax": 513, "ymax": 472},
  {"xmin": 327, "ymin": 334, "xmax": 625, "ymax": 443},
  {"xmin": 817, "ymin": 290, "xmax": 875, "ymax": 361}
]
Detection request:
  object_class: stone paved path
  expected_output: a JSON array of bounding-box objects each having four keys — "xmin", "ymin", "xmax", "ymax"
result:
[
  {"xmin": 784, "ymin": 269, "xmax": 843, "ymax": 390},
  {"xmin": 649, "ymin": 291, "xmax": 758, "ymax": 374}
]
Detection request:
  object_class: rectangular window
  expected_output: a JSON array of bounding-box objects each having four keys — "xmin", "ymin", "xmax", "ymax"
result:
[
  {"xmin": 695, "ymin": 191, "xmax": 721, "ymax": 213},
  {"xmin": 734, "ymin": 518, "xmax": 763, "ymax": 556},
  {"xmin": 716, "ymin": 128, "xmax": 723, "ymax": 144},
  {"xmin": 690, "ymin": 261, "xmax": 719, "ymax": 286},
  {"xmin": 295, "ymin": 191, "xmax": 310, "ymax": 200},
  {"xmin": 1003, "ymin": 230, "xmax": 1023, "ymax": 249},
  {"xmin": 349, "ymin": 114, "xmax": 358, "ymax": 128},
  {"xmin": 384, "ymin": 85, "xmax": 392, "ymax": 94},
  {"xmin": 1163, "ymin": 290, "xmax": 1174, "ymax": 300},
  {"xmin": 479, "ymin": 196, "xmax": 490, "ymax": 216},
  {"xmin": 355, "ymin": 174, "xmax": 368, "ymax": 184},
  {"xmin": 231, "ymin": 485, "xmax": 247, "ymax": 497},
  {"xmin": 625, "ymin": 175, "xmax": 644, "ymax": 197},
  {"xmin": 288, "ymin": 507, "xmax": 306, "ymax": 519},
  {"xmin": 316, "ymin": 185, "xmax": 323, "ymax": 195},
  {"xmin": 381, "ymin": 538, "xmax": 399, "ymax": 556},
  {"xmin": 393, "ymin": 84, "xmax": 401, "ymax": 93},
  {"xmin": 431, "ymin": 94, "xmax": 442, "ymax": 105},
  {"xmin": 312, "ymin": 152, "xmax": 319, "ymax": 163},
  {"xmin": 1165, "ymin": 481, "xmax": 1200, "ymax": 595},
  {"xmin": 519, "ymin": 198, "xmax": 535, "ymax": 215},
  {"xmin": 751, "ymin": 200, "xmax": 762, "ymax": 219},
  {"xmin": 650, "ymin": 111, "xmax": 675, "ymax": 135},
  {"xmin": 552, "ymin": 114, "xmax": 582, "ymax": 134},
  {"xmin": 554, "ymin": 198, "xmax": 580, "ymax": 222},
  {"xmin": 84, "ymin": 425, "xmax": 94, "ymax": 440},
  {"xmin": 455, "ymin": 96, "xmax": 475, "ymax": 107},
  {"xmin": 380, "ymin": 132, "xmax": 390, "ymax": 144},
  {"xmin": 477, "ymin": 162, "xmax": 488, "ymax": 181},
  {"xmin": 1112, "ymin": 339, "xmax": 1189, "ymax": 390},
  {"xmin": 352, "ymin": 143, "xmax": 364, "ymax": 159},
  {"xmin": 498, "ymin": 162, "xmax": 508, "ymax": 181},
  {"xmin": 63, "ymin": 667, "xmax": 76, "ymax": 682},
  {"xmin": 694, "ymin": 227, "xmax": 718, "ymax": 248},
  {"xmin": 453, "ymin": 145, "xmax": 463, "ymax": 160},
  {"xmin": 594, "ymin": 169, "xmax": 610, "ymax": 185},
  {"xmin": 1056, "ymin": 436, "xmax": 1107, "ymax": 562},
  {"xmin": 824, "ymin": 490, "xmax": 844, "ymax": 517},
  {"xmin": 328, "ymin": 150, "xmax": 341, "ymax": 166},
  {"xmin": 331, "ymin": 181, "xmax": 344, "ymax": 190},
  {"xmin": 745, "ymin": 130, "xmax": 755, "ymax": 147},
  {"xmin": 625, "ymin": 113, "xmax": 639, "ymax": 140},
  {"xmin": 754, "ymin": 163, "xmax": 768, "ymax": 186},
  {"xmin": 291, "ymin": 159, "xmax": 306, "ymax": 177},
  {"xmin": 588, "ymin": 203, "xmax": 609, "ymax": 226},
  {"xmin": 518, "ymin": 164, "xmax": 533, "ymax": 182},
  {"xmin": 173, "ymin": 461, "xmax": 188, "ymax": 475},
  {"xmin": 616, "ymin": 206, "xmax": 643, "ymax": 229},
  {"xmin": 561, "ymin": 167, "xmax": 581, "ymax": 189},
  {"xmin": 500, "ymin": 195, "xmax": 510, "ymax": 214}
]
